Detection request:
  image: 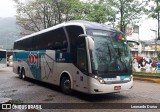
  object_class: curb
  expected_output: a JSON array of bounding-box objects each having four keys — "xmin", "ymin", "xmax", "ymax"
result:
[
  {"xmin": 133, "ymin": 76, "xmax": 160, "ymax": 83},
  {"xmin": 0, "ymin": 98, "xmax": 12, "ymax": 104},
  {"xmin": 0, "ymin": 98, "xmax": 12, "ymax": 110}
]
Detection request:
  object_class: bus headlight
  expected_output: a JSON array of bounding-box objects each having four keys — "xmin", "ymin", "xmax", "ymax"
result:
[
  {"xmin": 98, "ymin": 77, "xmax": 105, "ymax": 84},
  {"xmin": 94, "ymin": 75, "xmax": 98, "ymax": 79},
  {"xmin": 93, "ymin": 75, "xmax": 105, "ymax": 84},
  {"xmin": 99, "ymin": 79, "xmax": 105, "ymax": 84}
]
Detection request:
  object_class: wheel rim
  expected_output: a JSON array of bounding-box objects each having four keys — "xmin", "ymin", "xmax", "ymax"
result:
[
  {"xmin": 22, "ymin": 73, "xmax": 25, "ymax": 79},
  {"xmin": 63, "ymin": 79, "xmax": 70, "ymax": 90},
  {"xmin": 22, "ymin": 70, "xmax": 25, "ymax": 79}
]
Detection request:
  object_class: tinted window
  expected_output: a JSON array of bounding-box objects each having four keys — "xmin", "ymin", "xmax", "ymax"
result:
[
  {"xmin": 14, "ymin": 27, "xmax": 67, "ymax": 51},
  {"xmin": 14, "ymin": 41, "xmax": 24, "ymax": 50},
  {"xmin": 0, "ymin": 51, "xmax": 6, "ymax": 58},
  {"xmin": 33, "ymin": 27, "xmax": 67, "ymax": 50},
  {"xmin": 66, "ymin": 26, "xmax": 84, "ymax": 64},
  {"xmin": 23, "ymin": 38, "xmax": 33, "ymax": 50}
]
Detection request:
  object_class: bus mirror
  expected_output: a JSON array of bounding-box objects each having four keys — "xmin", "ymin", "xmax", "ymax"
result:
[
  {"xmin": 127, "ymin": 40, "xmax": 139, "ymax": 45},
  {"xmin": 77, "ymin": 34, "xmax": 94, "ymax": 51},
  {"xmin": 78, "ymin": 34, "xmax": 87, "ymax": 38},
  {"xmin": 86, "ymin": 36, "xmax": 94, "ymax": 51},
  {"xmin": 77, "ymin": 34, "xmax": 87, "ymax": 45},
  {"xmin": 127, "ymin": 40, "xmax": 142, "ymax": 54}
]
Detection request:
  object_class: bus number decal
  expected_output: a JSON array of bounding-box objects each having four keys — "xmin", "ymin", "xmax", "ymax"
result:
[{"xmin": 28, "ymin": 54, "xmax": 39, "ymax": 67}]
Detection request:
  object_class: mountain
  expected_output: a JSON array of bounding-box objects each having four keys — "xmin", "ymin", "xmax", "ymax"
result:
[{"xmin": 0, "ymin": 17, "xmax": 21, "ymax": 49}]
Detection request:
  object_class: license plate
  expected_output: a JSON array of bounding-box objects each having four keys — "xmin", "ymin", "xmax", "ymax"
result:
[
  {"xmin": 106, "ymin": 78, "xmax": 116, "ymax": 81},
  {"xmin": 114, "ymin": 86, "xmax": 121, "ymax": 90}
]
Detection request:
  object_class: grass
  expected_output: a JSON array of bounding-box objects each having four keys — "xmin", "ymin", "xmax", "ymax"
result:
[{"xmin": 133, "ymin": 71, "xmax": 160, "ymax": 76}]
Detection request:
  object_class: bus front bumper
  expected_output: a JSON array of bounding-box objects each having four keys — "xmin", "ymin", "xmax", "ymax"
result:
[{"xmin": 88, "ymin": 77, "xmax": 133, "ymax": 94}]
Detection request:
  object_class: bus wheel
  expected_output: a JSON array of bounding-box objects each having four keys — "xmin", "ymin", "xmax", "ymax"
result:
[
  {"xmin": 61, "ymin": 77, "xmax": 72, "ymax": 94},
  {"xmin": 20, "ymin": 69, "xmax": 26, "ymax": 80}
]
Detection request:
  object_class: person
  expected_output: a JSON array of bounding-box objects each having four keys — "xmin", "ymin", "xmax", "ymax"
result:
[{"xmin": 133, "ymin": 56, "xmax": 145, "ymax": 68}]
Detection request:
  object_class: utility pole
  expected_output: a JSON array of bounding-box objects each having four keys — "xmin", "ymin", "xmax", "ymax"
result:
[{"xmin": 150, "ymin": 29, "xmax": 157, "ymax": 51}]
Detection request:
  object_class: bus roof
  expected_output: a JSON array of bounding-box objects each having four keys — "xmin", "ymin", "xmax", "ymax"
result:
[
  {"xmin": 0, "ymin": 49, "xmax": 6, "ymax": 51},
  {"xmin": 15, "ymin": 20, "xmax": 119, "ymax": 42},
  {"xmin": 66, "ymin": 20, "xmax": 116, "ymax": 31}
]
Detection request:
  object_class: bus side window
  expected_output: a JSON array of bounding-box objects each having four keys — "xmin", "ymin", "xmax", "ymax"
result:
[
  {"xmin": 61, "ymin": 40, "xmax": 68, "ymax": 52},
  {"xmin": 33, "ymin": 28, "xmax": 67, "ymax": 51},
  {"xmin": 77, "ymin": 38, "xmax": 87, "ymax": 71}
]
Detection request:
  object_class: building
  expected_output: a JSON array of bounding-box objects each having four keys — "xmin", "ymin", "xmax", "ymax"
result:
[{"xmin": 129, "ymin": 41, "xmax": 159, "ymax": 58}]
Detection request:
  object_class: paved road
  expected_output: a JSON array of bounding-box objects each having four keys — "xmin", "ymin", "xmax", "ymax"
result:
[{"xmin": 0, "ymin": 67, "xmax": 160, "ymax": 112}]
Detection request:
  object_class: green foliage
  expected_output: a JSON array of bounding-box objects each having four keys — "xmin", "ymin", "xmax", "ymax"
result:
[
  {"xmin": 107, "ymin": 0, "xmax": 148, "ymax": 34},
  {"xmin": 133, "ymin": 71, "xmax": 160, "ymax": 76},
  {"xmin": 14, "ymin": 0, "xmax": 149, "ymax": 35},
  {"xmin": 157, "ymin": 52, "xmax": 160, "ymax": 60},
  {"xmin": 147, "ymin": 0, "xmax": 160, "ymax": 20},
  {"xmin": 82, "ymin": 0, "xmax": 115, "ymax": 23},
  {"xmin": 14, "ymin": 0, "xmax": 114, "ymax": 34}
]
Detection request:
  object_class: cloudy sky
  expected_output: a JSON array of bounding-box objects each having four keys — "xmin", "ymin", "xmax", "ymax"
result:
[{"xmin": 0, "ymin": 0, "xmax": 16, "ymax": 17}]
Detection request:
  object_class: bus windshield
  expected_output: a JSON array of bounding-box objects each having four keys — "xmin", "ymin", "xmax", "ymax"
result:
[{"xmin": 88, "ymin": 30, "xmax": 132, "ymax": 76}]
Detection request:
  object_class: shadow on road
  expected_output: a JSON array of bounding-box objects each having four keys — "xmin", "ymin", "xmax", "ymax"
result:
[
  {"xmin": 15, "ymin": 76, "xmax": 128, "ymax": 102},
  {"xmin": 72, "ymin": 91, "xmax": 128, "ymax": 102}
]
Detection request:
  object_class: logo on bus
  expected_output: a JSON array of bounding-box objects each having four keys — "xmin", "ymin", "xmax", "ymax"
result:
[{"xmin": 28, "ymin": 54, "xmax": 39, "ymax": 67}]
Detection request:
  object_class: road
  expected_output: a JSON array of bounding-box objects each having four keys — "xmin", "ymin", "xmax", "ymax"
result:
[{"xmin": 0, "ymin": 67, "xmax": 160, "ymax": 112}]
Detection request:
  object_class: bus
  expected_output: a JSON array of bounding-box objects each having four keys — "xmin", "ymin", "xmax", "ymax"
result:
[
  {"xmin": 13, "ymin": 20, "xmax": 133, "ymax": 94},
  {"xmin": 0, "ymin": 49, "xmax": 6, "ymax": 68}
]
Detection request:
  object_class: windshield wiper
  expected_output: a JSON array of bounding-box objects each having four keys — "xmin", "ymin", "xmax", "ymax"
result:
[{"xmin": 107, "ymin": 45, "xmax": 111, "ymax": 61}]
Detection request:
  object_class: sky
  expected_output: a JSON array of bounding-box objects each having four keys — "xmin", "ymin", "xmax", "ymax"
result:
[
  {"xmin": 0, "ymin": 0, "xmax": 157, "ymax": 41},
  {"xmin": 0, "ymin": 0, "xmax": 16, "ymax": 17}
]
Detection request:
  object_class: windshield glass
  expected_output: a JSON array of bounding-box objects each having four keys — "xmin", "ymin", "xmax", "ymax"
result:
[{"xmin": 87, "ymin": 29, "xmax": 132, "ymax": 76}]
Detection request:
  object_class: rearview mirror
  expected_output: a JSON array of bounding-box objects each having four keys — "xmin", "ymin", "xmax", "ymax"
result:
[
  {"xmin": 86, "ymin": 36, "xmax": 94, "ymax": 51},
  {"xmin": 127, "ymin": 40, "xmax": 142, "ymax": 54},
  {"xmin": 127, "ymin": 40, "xmax": 139, "ymax": 45},
  {"xmin": 78, "ymin": 34, "xmax": 94, "ymax": 51}
]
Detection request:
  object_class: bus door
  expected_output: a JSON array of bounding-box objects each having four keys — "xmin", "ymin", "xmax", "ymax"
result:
[{"xmin": 75, "ymin": 37, "xmax": 88, "ymax": 93}]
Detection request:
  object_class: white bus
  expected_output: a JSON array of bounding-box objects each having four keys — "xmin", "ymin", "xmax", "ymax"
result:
[
  {"xmin": 0, "ymin": 49, "xmax": 6, "ymax": 68},
  {"xmin": 13, "ymin": 20, "xmax": 133, "ymax": 94}
]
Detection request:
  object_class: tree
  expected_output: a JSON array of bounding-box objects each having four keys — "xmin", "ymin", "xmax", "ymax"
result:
[
  {"xmin": 14, "ymin": 0, "xmax": 60, "ymax": 35},
  {"xmin": 107, "ymin": 0, "xmax": 147, "ymax": 34},
  {"xmin": 14, "ymin": 0, "xmax": 115, "ymax": 35},
  {"xmin": 82, "ymin": 0, "xmax": 116, "ymax": 23},
  {"xmin": 147, "ymin": 0, "xmax": 160, "ymax": 39}
]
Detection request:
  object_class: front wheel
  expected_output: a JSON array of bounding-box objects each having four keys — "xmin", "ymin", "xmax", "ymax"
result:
[{"xmin": 60, "ymin": 77, "xmax": 72, "ymax": 94}]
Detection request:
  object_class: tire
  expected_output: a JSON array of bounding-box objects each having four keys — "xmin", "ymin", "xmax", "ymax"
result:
[
  {"xmin": 20, "ymin": 69, "xmax": 26, "ymax": 80},
  {"xmin": 60, "ymin": 77, "xmax": 72, "ymax": 94}
]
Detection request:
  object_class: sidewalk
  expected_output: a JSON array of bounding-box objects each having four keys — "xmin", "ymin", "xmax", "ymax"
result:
[
  {"xmin": 0, "ymin": 98, "xmax": 12, "ymax": 110},
  {"xmin": 0, "ymin": 98, "xmax": 12, "ymax": 104},
  {"xmin": 133, "ymin": 75, "xmax": 160, "ymax": 83}
]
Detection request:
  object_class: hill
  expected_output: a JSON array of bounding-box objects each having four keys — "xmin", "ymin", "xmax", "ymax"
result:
[{"xmin": 0, "ymin": 17, "xmax": 20, "ymax": 49}]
